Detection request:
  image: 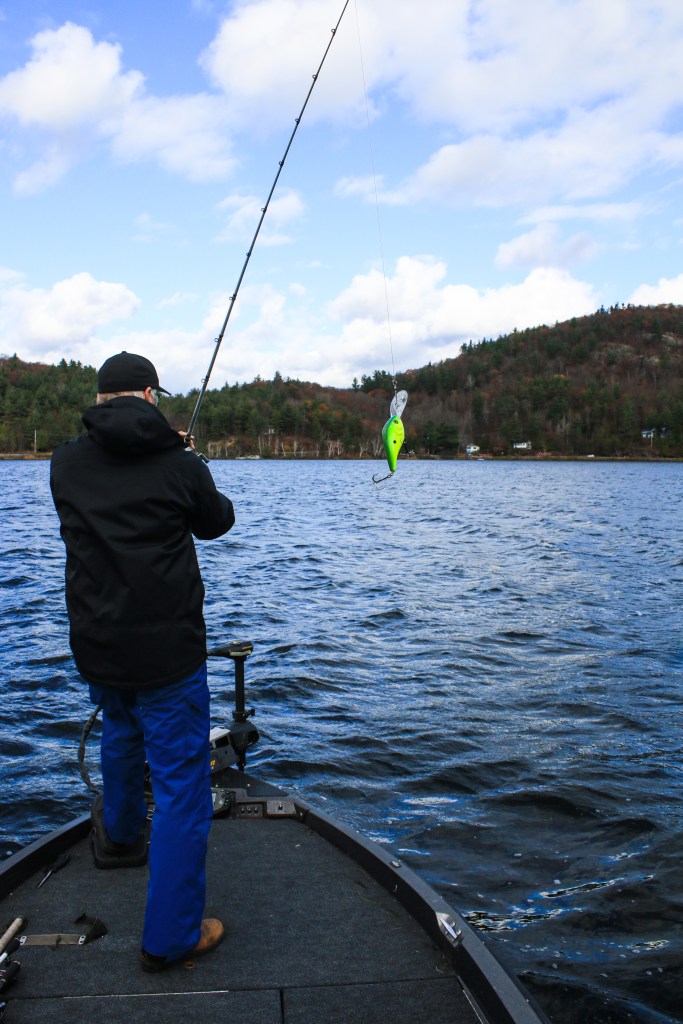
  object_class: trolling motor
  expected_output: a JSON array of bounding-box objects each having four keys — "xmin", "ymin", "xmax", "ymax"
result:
[
  {"xmin": 208, "ymin": 641, "xmax": 259, "ymax": 772},
  {"xmin": 206, "ymin": 641, "xmax": 259, "ymax": 817},
  {"xmin": 78, "ymin": 641, "xmax": 260, "ymax": 824}
]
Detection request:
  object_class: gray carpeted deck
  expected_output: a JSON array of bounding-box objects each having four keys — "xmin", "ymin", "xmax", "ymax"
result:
[{"xmin": 2, "ymin": 817, "xmax": 479, "ymax": 1023}]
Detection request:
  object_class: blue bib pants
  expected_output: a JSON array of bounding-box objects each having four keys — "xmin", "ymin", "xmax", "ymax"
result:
[{"xmin": 89, "ymin": 663, "xmax": 213, "ymax": 960}]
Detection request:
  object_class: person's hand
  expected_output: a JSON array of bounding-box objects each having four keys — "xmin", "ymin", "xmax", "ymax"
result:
[{"xmin": 178, "ymin": 431, "xmax": 196, "ymax": 450}]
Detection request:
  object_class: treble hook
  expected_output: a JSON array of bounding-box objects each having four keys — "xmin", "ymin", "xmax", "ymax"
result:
[{"xmin": 372, "ymin": 469, "xmax": 395, "ymax": 485}]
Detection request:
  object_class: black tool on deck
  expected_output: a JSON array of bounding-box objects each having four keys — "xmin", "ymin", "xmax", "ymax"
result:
[
  {"xmin": 209, "ymin": 641, "xmax": 259, "ymax": 771},
  {"xmin": 36, "ymin": 852, "xmax": 70, "ymax": 889}
]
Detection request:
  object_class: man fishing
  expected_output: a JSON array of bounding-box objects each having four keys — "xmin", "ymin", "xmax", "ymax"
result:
[{"xmin": 50, "ymin": 351, "xmax": 235, "ymax": 972}]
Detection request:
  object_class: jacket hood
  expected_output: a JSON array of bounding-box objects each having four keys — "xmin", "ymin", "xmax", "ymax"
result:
[{"xmin": 82, "ymin": 397, "xmax": 184, "ymax": 456}]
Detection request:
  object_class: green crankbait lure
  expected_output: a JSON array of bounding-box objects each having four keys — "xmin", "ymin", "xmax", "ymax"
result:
[
  {"xmin": 373, "ymin": 390, "xmax": 407, "ymax": 484},
  {"xmin": 382, "ymin": 416, "xmax": 405, "ymax": 471}
]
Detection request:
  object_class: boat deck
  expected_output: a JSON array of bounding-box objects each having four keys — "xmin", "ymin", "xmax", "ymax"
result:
[{"xmin": 2, "ymin": 814, "xmax": 479, "ymax": 1024}]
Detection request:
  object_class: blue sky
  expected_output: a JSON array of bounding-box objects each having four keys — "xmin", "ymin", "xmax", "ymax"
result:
[{"xmin": 1, "ymin": 0, "xmax": 683, "ymax": 394}]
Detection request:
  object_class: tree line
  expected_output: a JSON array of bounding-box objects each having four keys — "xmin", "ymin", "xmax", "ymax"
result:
[{"xmin": 1, "ymin": 303, "xmax": 682, "ymax": 458}]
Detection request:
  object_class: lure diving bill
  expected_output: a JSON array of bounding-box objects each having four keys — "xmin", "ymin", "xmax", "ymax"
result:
[
  {"xmin": 390, "ymin": 390, "xmax": 408, "ymax": 419},
  {"xmin": 373, "ymin": 390, "xmax": 408, "ymax": 484}
]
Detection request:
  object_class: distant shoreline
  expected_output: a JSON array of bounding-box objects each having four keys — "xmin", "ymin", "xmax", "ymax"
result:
[{"xmin": 1, "ymin": 452, "xmax": 681, "ymax": 464}]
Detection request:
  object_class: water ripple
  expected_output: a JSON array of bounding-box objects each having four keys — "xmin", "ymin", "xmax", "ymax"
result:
[{"xmin": 1, "ymin": 458, "xmax": 682, "ymax": 1024}]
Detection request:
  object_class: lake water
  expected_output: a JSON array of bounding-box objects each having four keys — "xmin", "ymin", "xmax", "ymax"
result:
[{"xmin": 1, "ymin": 457, "xmax": 681, "ymax": 1024}]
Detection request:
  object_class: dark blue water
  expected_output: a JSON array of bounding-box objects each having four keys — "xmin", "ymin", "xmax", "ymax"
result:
[{"xmin": 2, "ymin": 459, "xmax": 682, "ymax": 1023}]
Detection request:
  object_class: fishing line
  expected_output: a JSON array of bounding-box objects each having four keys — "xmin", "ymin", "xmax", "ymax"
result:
[
  {"xmin": 187, "ymin": 0, "xmax": 351, "ymax": 443},
  {"xmin": 354, "ymin": 0, "xmax": 396, "ymax": 390},
  {"xmin": 352, "ymin": 2, "xmax": 407, "ymax": 484}
]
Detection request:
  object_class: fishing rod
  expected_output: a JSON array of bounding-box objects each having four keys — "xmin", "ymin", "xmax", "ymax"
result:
[{"xmin": 186, "ymin": 0, "xmax": 351, "ymax": 444}]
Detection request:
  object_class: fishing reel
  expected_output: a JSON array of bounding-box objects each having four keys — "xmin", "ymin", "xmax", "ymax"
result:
[{"xmin": 0, "ymin": 938, "xmax": 21, "ymax": 999}]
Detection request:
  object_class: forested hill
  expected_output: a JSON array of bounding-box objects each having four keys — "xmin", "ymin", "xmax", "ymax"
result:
[{"xmin": 1, "ymin": 303, "xmax": 682, "ymax": 458}]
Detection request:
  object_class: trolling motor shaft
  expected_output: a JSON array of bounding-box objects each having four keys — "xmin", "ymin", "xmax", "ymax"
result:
[{"xmin": 209, "ymin": 641, "xmax": 259, "ymax": 771}]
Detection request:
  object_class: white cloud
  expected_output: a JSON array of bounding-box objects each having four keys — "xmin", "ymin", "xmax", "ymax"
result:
[
  {"xmin": 495, "ymin": 223, "xmax": 598, "ymax": 270},
  {"xmin": 192, "ymin": 0, "xmax": 683, "ymax": 160},
  {"xmin": 215, "ymin": 189, "xmax": 306, "ymax": 245},
  {"xmin": 0, "ymin": 266, "xmax": 24, "ymax": 284},
  {"xmin": 13, "ymin": 146, "xmax": 75, "ymax": 195},
  {"xmin": 1, "ymin": 255, "xmax": 602, "ymax": 390},
  {"xmin": 327, "ymin": 257, "xmax": 598, "ymax": 373},
  {"xmin": 0, "ymin": 23, "xmax": 235, "ymax": 192},
  {"xmin": 174, "ymin": 256, "xmax": 599, "ymax": 389},
  {"xmin": 0, "ymin": 22, "xmax": 142, "ymax": 129},
  {"xmin": 5, "ymin": 3, "xmax": 683, "ymax": 394},
  {"xmin": 522, "ymin": 203, "xmax": 644, "ymax": 225},
  {"xmin": 110, "ymin": 93, "xmax": 236, "ymax": 182},
  {"xmin": 4, "ymin": 2, "xmax": 683, "ymax": 208},
  {"xmin": 629, "ymin": 273, "xmax": 683, "ymax": 306},
  {"xmin": 199, "ymin": 0, "xmax": 372, "ymax": 130},
  {"xmin": 0, "ymin": 271, "xmax": 140, "ymax": 355},
  {"xmin": 329, "ymin": 1, "xmax": 683, "ymax": 212},
  {"xmin": 335, "ymin": 174, "xmax": 385, "ymax": 200},
  {"xmin": 323, "ymin": 0, "xmax": 683, "ymax": 141},
  {"xmin": 372, "ymin": 109, "xmax": 680, "ymax": 210},
  {"xmin": 209, "ymin": 258, "xmax": 598, "ymax": 386}
]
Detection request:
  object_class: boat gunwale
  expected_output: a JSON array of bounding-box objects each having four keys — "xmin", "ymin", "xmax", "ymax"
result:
[
  {"xmin": 294, "ymin": 796, "xmax": 550, "ymax": 1024},
  {"xmin": 0, "ymin": 814, "xmax": 90, "ymax": 902},
  {"xmin": 0, "ymin": 779, "xmax": 550, "ymax": 1024}
]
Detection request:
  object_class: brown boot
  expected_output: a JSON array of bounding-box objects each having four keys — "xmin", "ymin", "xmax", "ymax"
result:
[
  {"xmin": 193, "ymin": 918, "xmax": 225, "ymax": 956},
  {"xmin": 140, "ymin": 919, "xmax": 225, "ymax": 972}
]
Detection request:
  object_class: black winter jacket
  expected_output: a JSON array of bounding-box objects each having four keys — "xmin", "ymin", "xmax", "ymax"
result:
[{"xmin": 50, "ymin": 397, "xmax": 235, "ymax": 689}]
